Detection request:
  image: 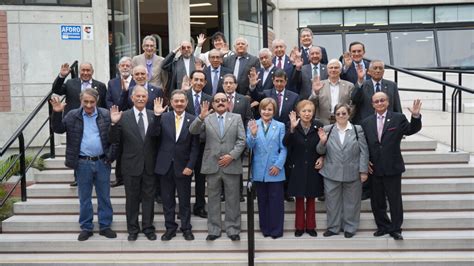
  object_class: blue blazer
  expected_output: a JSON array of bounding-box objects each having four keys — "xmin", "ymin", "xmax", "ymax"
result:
[
  {"xmin": 203, "ymin": 65, "xmax": 232, "ymax": 96},
  {"xmin": 106, "ymin": 78, "xmax": 136, "ymax": 109},
  {"xmin": 247, "ymin": 119, "xmax": 287, "ymax": 182}
]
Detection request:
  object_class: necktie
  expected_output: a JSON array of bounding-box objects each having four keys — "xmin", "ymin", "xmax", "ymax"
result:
[
  {"xmin": 277, "ymin": 57, "xmax": 282, "ymax": 69},
  {"xmin": 194, "ymin": 94, "xmax": 201, "ymax": 116},
  {"xmin": 146, "ymin": 61, "xmax": 153, "ymax": 81},
  {"xmin": 277, "ymin": 92, "xmax": 283, "ymax": 115},
  {"xmin": 312, "ymin": 65, "xmax": 319, "ymax": 79},
  {"xmin": 377, "ymin": 115, "xmax": 385, "ymax": 142},
  {"xmin": 175, "ymin": 115, "xmax": 181, "ymax": 141},
  {"xmin": 233, "ymin": 57, "xmax": 241, "ymax": 79},
  {"xmin": 218, "ymin": 115, "xmax": 224, "ymax": 137},
  {"xmin": 227, "ymin": 94, "xmax": 234, "ymax": 112},
  {"xmin": 138, "ymin": 112, "xmax": 145, "ymax": 140},
  {"xmin": 212, "ymin": 69, "xmax": 219, "ymax": 95},
  {"xmin": 375, "ymin": 82, "xmax": 381, "ymax": 92}
]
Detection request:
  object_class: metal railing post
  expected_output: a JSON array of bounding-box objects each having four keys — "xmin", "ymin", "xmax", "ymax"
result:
[
  {"xmin": 246, "ymin": 151, "xmax": 255, "ymax": 266},
  {"xmin": 394, "ymin": 70, "xmax": 398, "ymax": 84},
  {"xmin": 18, "ymin": 133, "xmax": 27, "ymax": 202},
  {"xmin": 450, "ymin": 89, "xmax": 458, "ymax": 153},
  {"xmin": 442, "ymin": 71, "xmax": 446, "ymax": 112},
  {"xmin": 458, "ymin": 73, "xmax": 462, "ymax": 113},
  {"xmin": 48, "ymin": 100, "xmax": 56, "ymax": 158}
]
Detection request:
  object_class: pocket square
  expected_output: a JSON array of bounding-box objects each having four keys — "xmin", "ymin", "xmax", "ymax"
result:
[{"xmin": 387, "ymin": 127, "xmax": 397, "ymax": 131}]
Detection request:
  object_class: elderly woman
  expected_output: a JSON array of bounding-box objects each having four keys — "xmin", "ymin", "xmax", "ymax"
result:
[
  {"xmin": 317, "ymin": 103, "xmax": 369, "ymax": 238},
  {"xmin": 247, "ymin": 98, "xmax": 287, "ymax": 239},
  {"xmin": 283, "ymin": 100, "xmax": 324, "ymax": 237}
]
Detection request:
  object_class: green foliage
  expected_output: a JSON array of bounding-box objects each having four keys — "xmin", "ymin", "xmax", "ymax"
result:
[
  {"xmin": 0, "ymin": 154, "xmax": 45, "ymax": 182},
  {"xmin": 0, "ymin": 185, "xmax": 18, "ymax": 222}
]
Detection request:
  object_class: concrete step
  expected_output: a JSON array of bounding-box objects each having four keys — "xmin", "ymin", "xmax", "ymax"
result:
[
  {"xmin": 403, "ymin": 163, "xmax": 474, "ymax": 178},
  {"xmin": 26, "ymin": 178, "xmax": 474, "ymax": 199},
  {"xmin": 0, "ymin": 231, "xmax": 472, "ymax": 253}
]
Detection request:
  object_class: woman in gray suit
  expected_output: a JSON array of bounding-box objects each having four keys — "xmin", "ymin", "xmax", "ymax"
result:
[{"xmin": 316, "ymin": 103, "xmax": 369, "ymax": 238}]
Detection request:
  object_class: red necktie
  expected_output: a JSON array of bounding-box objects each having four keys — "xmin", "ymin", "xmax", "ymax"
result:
[{"xmin": 277, "ymin": 57, "xmax": 282, "ymax": 69}]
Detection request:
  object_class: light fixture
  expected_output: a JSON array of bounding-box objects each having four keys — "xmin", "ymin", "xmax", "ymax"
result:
[
  {"xmin": 190, "ymin": 15, "xmax": 218, "ymax": 18},
  {"xmin": 191, "ymin": 22, "xmax": 206, "ymax": 25},
  {"xmin": 190, "ymin": 3, "xmax": 212, "ymax": 8}
]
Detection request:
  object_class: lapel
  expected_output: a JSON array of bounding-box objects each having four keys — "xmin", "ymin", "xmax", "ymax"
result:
[
  {"xmin": 175, "ymin": 112, "xmax": 191, "ymax": 142},
  {"xmin": 365, "ymin": 81, "xmax": 375, "ymax": 99},
  {"xmin": 338, "ymin": 81, "xmax": 348, "ymax": 103},
  {"xmin": 303, "ymin": 64, "xmax": 311, "ymax": 79},
  {"xmin": 381, "ymin": 111, "xmax": 392, "ymax": 141},
  {"xmin": 145, "ymin": 110, "xmax": 153, "ymax": 136},
  {"xmin": 233, "ymin": 94, "xmax": 242, "ymax": 111},
  {"xmin": 331, "ymin": 124, "xmax": 344, "ymax": 150},
  {"xmin": 263, "ymin": 120, "xmax": 278, "ymax": 142},
  {"xmin": 209, "ymin": 113, "xmax": 221, "ymax": 139},
  {"xmin": 320, "ymin": 65, "xmax": 327, "ymax": 75},
  {"xmin": 186, "ymin": 91, "xmax": 196, "ymax": 114},
  {"xmin": 125, "ymin": 110, "xmax": 143, "ymax": 142},
  {"xmin": 222, "ymin": 113, "xmax": 234, "ymax": 138}
]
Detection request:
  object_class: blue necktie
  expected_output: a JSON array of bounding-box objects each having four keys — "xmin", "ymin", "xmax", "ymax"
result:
[
  {"xmin": 212, "ymin": 69, "xmax": 219, "ymax": 95},
  {"xmin": 375, "ymin": 82, "xmax": 381, "ymax": 92},
  {"xmin": 194, "ymin": 94, "xmax": 201, "ymax": 116},
  {"xmin": 218, "ymin": 115, "xmax": 224, "ymax": 137}
]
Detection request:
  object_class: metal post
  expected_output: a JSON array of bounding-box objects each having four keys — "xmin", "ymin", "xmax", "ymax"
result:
[
  {"xmin": 442, "ymin": 72, "xmax": 446, "ymax": 112},
  {"xmin": 18, "ymin": 133, "xmax": 27, "ymax": 202},
  {"xmin": 48, "ymin": 101, "xmax": 56, "ymax": 159},
  {"xmin": 450, "ymin": 89, "xmax": 458, "ymax": 153},
  {"xmin": 261, "ymin": 0, "xmax": 268, "ymax": 48},
  {"xmin": 458, "ymin": 73, "xmax": 462, "ymax": 113},
  {"xmin": 247, "ymin": 151, "xmax": 255, "ymax": 266},
  {"xmin": 394, "ymin": 70, "xmax": 398, "ymax": 84}
]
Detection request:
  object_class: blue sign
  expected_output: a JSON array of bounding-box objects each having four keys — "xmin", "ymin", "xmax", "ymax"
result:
[{"xmin": 61, "ymin": 25, "xmax": 82, "ymax": 40}]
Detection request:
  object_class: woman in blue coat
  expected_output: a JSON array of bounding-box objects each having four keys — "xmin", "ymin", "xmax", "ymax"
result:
[{"xmin": 247, "ymin": 97, "xmax": 287, "ymax": 239}]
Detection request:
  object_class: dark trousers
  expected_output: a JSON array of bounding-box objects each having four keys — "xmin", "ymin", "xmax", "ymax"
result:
[
  {"xmin": 295, "ymin": 197, "xmax": 315, "ymax": 230},
  {"xmin": 370, "ymin": 174, "xmax": 403, "ymax": 233},
  {"xmin": 123, "ymin": 172, "xmax": 156, "ymax": 234},
  {"xmin": 255, "ymin": 181, "xmax": 284, "ymax": 238},
  {"xmin": 114, "ymin": 146, "xmax": 123, "ymax": 183},
  {"xmin": 193, "ymin": 143, "xmax": 206, "ymax": 212},
  {"xmin": 362, "ymin": 178, "xmax": 371, "ymax": 198},
  {"xmin": 160, "ymin": 163, "xmax": 192, "ymax": 232}
]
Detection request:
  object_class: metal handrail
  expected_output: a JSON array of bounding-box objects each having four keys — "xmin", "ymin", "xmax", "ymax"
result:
[{"xmin": 246, "ymin": 150, "xmax": 255, "ymax": 266}]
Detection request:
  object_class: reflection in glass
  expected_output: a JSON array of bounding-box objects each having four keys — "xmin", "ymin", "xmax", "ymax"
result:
[
  {"xmin": 345, "ymin": 33, "xmax": 390, "ymax": 64},
  {"xmin": 313, "ymin": 34, "xmax": 343, "ymax": 61},
  {"xmin": 438, "ymin": 29, "xmax": 474, "ymax": 67},
  {"xmin": 392, "ymin": 31, "xmax": 437, "ymax": 67}
]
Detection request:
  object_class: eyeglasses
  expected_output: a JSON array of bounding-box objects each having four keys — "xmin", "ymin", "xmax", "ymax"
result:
[
  {"xmin": 335, "ymin": 112, "xmax": 347, "ymax": 117},
  {"xmin": 372, "ymin": 98, "xmax": 387, "ymax": 104},
  {"xmin": 223, "ymin": 81, "xmax": 235, "ymax": 85},
  {"xmin": 214, "ymin": 98, "xmax": 227, "ymax": 103},
  {"xmin": 181, "ymin": 46, "xmax": 192, "ymax": 50}
]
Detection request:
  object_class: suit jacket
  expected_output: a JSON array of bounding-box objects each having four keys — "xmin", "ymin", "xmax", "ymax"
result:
[
  {"xmin": 151, "ymin": 111, "xmax": 199, "ymax": 177},
  {"xmin": 351, "ymin": 79, "xmax": 402, "ymax": 125},
  {"xmin": 361, "ymin": 111, "xmax": 422, "ymax": 177},
  {"xmin": 223, "ymin": 53, "xmax": 260, "ymax": 95},
  {"xmin": 254, "ymin": 66, "xmax": 277, "ymax": 92},
  {"xmin": 250, "ymin": 88, "xmax": 298, "ymax": 126},
  {"xmin": 229, "ymin": 92, "xmax": 253, "ymax": 128},
  {"xmin": 132, "ymin": 54, "xmax": 168, "ymax": 88},
  {"xmin": 119, "ymin": 83, "xmax": 164, "ymax": 111},
  {"xmin": 189, "ymin": 112, "xmax": 246, "ymax": 175},
  {"xmin": 203, "ymin": 65, "xmax": 232, "ymax": 96},
  {"xmin": 316, "ymin": 123, "xmax": 369, "ymax": 182},
  {"xmin": 109, "ymin": 109, "xmax": 158, "ymax": 176},
  {"xmin": 300, "ymin": 46, "xmax": 329, "ymax": 65},
  {"xmin": 185, "ymin": 89, "xmax": 212, "ymax": 116},
  {"xmin": 308, "ymin": 79, "xmax": 354, "ymax": 125},
  {"xmin": 292, "ymin": 63, "xmax": 328, "ymax": 99},
  {"xmin": 162, "ymin": 52, "xmax": 196, "ymax": 97},
  {"xmin": 273, "ymin": 55, "xmax": 296, "ymax": 92},
  {"xmin": 52, "ymin": 76, "xmax": 107, "ymax": 115},
  {"xmin": 341, "ymin": 59, "xmax": 371, "ymax": 85},
  {"xmin": 106, "ymin": 77, "xmax": 136, "ymax": 109},
  {"xmin": 246, "ymin": 119, "xmax": 287, "ymax": 182}
]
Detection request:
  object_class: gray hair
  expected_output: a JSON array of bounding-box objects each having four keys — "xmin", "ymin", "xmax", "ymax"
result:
[
  {"xmin": 80, "ymin": 88, "xmax": 99, "ymax": 101},
  {"xmin": 258, "ymin": 48, "xmax": 272, "ymax": 57},
  {"xmin": 142, "ymin": 35, "xmax": 156, "ymax": 46},
  {"xmin": 369, "ymin": 59, "xmax": 385, "ymax": 69},
  {"xmin": 118, "ymin": 56, "xmax": 132, "ymax": 65},
  {"xmin": 327, "ymin": 58, "xmax": 343, "ymax": 69},
  {"xmin": 79, "ymin": 62, "xmax": 94, "ymax": 71},
  {"xmin": 132, "ymin": 85, "xmax": 148, "ymax": 96},
  {"xmin": 271, "ymin": 39, "xmax": 286, "ymax": 49},
  {"xmin": 132, "ymin": 65, "xmax": 148, "ymax": 75}
]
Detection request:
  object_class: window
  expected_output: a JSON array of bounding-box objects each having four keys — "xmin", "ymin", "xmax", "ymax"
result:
[
  {"xmin": 344, "ymin": 9, "xmax": 387, "ymax": 26},
  {"xmin": 438, "ymin": 29, "xmax": 474, "ymax": 67},
  {"xmin": 313, "ymin": 34, "xmax": 343, "ymax": 61},
  {"xmin": 345, "ymin": 33, "xmax": 390, "ymax": 64},
  {"xmin": 392, "ymin": 31, "xmax": 437, "ymax": 67},
  {"xmin": 390, "ymin": 7, "xmax": 433, "ymax": 24},
  {"xmin": 436, "ymin": 5, "xmax": 474, "ymax": 23},
  {"xmin": 0, "ymin": 0, "xmax": 91, "ymax": 5},
  {"xmin": 299, "ymin": 10, "xmax": 342, "ymax": 27}
]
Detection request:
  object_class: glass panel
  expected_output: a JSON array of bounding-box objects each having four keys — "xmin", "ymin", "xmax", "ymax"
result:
[
  {"xmin": 0, "ymin": 0, "xmax": 24, "ymax": 4},
  {"xmin": 438, "ymin": 29, "xmax": 474, "ymax": 67},
  {"xmin": 24, "ymin": 0, "xmax": 57, "ymax": 3},
  {"xmin": 320, "ymin": 10, "xmax": 342, "ymax": 25},
  {"xmin": 110, "ymin": 0, "xmax": 138, "ymax": 68},
  {"xmin": 299, "ymin": 10, "xmax": 320, "ymax": 27},
  {"xmin": 412, "ymin": 7, "xmax": 433, "ymax": 23},
  {"xmin": 391, "ymin": 31, "xmax": 437, "ymax": 67},
  {"xmin": 435, "ymin": 5, "xmax": 458, "ymax": 23},
  {"xmin": 345, "ymin": 32, "xmax": 390, "ymax": 64},
  {"xmin": 313, "ymin": 34, "xmax": 343, "ymax": 61},
  {"xmin": 367, "ymin": 9, "xmax": 388, "ymax": 25},
  {"xmin": 390, "ymin": 8, "xmax": 411, "ymax": 24},
  {"xmin": 344, "ymin": 9, "xmax": 365, "ymax": 26},
  {"xmin": 238, "ymin": 0, "xmax": 258, "ymax": 23},
  {"xmin": 60, "ymin": 0, "xmax": 91, "ymax": 6},
  {"xmin": 458, "ymin": 5, "xmax": 474, "ymax": 22}
]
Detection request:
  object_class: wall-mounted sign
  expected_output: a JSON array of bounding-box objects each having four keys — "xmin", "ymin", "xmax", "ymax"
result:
[
  {"xmin": 83, "ymin": 25, "xmax": 93, "ymax": 41},
  {"xmin": 61, "ymin": 25, "xmax": 82, "ymax": 40}
]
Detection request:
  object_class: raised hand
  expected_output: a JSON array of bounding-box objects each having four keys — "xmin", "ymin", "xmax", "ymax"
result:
[
  {"xmin": 173, "ymin": 45, "xmax": 181, "ymax": 54},
  {"xmin": 356, "ymin": 63, "xmax": 365, "ymax": 83},
  {"xmin": 289, "ymin": 46, "xmax": 300, "ymax": 63},
  {"xmin": 342, "ymin": 51, "xmax": 352, "ymax": 69},
  {"xmin": 289, "ymin": 111, "xmax": 300, "ymax": 131},
  {"xmin": 407, "ymin": 99, "xmax": 422, "ymax": 117},
  {"xmin": 110, "ymin": 105, "xmax": 123, "ymax": 123},
  {"xmin": 248, "ymin": 119, "xmax": 258, "ymax": 137},
  {"xmin": 153, "ymin": 97, "xmax": 168, "ymax": 116},
  {"xmin": 181, "ymin": 76, "xmax": 191, "ymax": 91},
  {"xmin": 196, "ymin": 33, "xmax": 206, "ymax": 47},
  {"xmin": 199, "ymin": 101, "xmax": 211, "ymax": 119},
  {"xmin": 248, "ymin": 67, "xmax": 260, "ymax": 87},
  {"xmin": 221, "ymin": 42, "xmax": 230, "ymax": 54},
  {"xmin": 49, "ymin": 96, "xmax": 66, "ymax": 113},
  {"xmin": 312, "ymin": 76, "xmax": 323, "ymax": 94},
  {"xmin": 318, "ymin": 127, "xmax": 327, "ymax": 144},
  {"xmin": 59, "ymin": 63, "xmax": 71, "ymax": 77},
  {"xmin": 194, "ymin": 58, "xmax": 204, "ymax": 71}
]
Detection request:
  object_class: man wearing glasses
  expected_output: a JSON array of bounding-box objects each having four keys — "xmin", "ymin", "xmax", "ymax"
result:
[
  {"xmin": 132, "ymin": 35, "xmax": 167, "ymax": 89},
  {"xmin": 162, "ymin": 40, "xmax": 196, "ymax": 98}
]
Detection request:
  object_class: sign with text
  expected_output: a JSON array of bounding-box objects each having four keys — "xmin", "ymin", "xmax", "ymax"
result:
[{"xmin": 61, "ymin": 25, "xmax": 82, "ymax": 40}]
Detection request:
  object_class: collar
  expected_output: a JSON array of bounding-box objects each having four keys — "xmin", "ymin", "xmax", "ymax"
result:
[
  {"xmin": 82, "ymin": 107, "xmax": 97, "ymax": 117},
  {"xmin": 81, "ymin": 79, "xmax": 92, "ymax": 84},
  {"xmin": 377, "ymin": 111, "xmax": 388, "ymax": 119},
  {"xmin": 227, "ymin": 92, "xmax": 236, "ymax": 98},
  {"xmin": 212, "ymin": 66, "xmax": 221, "ymax": 72},
  {"xmin": 372, "ymin": 79, "xmax": 382, "ymax": 87},
  {"xmin": 311, "ymin": 63, "xmax": 320, "ymax": 69},
  {"xmin": 192, "ymin": 89, "xmax": 202, "ymax": 96},
  {"xmin": 133, "ymin": 106, "xmax": 146, "ymax": 117},
  {"xmin": 336, "ymin": 122, "xmax": 353, "ymax": 132},
  {"xmin": 329, "ymin": 79, "xmax": 340, "ymax": 86},
  {"xmin": 216, "ymin": 112, "xmax": 227, "ymax": 118},
  {"xmin": 275, "ymin": 89, "xmax": 285, "ymax": 95},
  {"xmin": 174, "ymin": 111, "xmax": 184, "ymax": 119}
]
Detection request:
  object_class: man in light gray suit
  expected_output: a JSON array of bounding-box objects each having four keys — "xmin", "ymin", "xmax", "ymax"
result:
[
  {"xmin": 309, "ymin": 59, "xmax": 354, "ymax": 125},
  {"xmin": 132, "ymin": 35, "xmax": 167, "ymax": 88},
  {"xmin": 162, "ymin": 40, "xmax": 196, "ymax": 98},
  {"xmin": 189, "ymin": 92, "xmax": 246, "ymax": 241},
  {"xmin": 292, "ymin": 46, "xmax": 328, "ymax": 99}
]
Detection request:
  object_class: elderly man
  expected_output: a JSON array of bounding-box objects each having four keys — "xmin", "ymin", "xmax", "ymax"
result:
[
  {"xmin": 109, "ymin": 85, "xmax": 159, "ymax": 241},
  {"xmin": 120, "ymin": 65, "xmax": 164, "ymax": 111},
  {"xmin": 309, "ymin": 59, "xmax": 354, "ymax": 125},
  {"xmin": 203, "ymin": 49, "xmax": 232, "ymax": 96},
  {"xmin": 162, "ymin": 40, "xmax": 196, "ymax": 97},
  {"xmin": 132, "ymin": 35, "xmax": 167, "ymax": 88},
  {"xmin": 50, "ymin": 88, "xmax": 116, "ymax": 241},
  {"xmin": 299, "ymin": 27, "xmax": 328, "ymax": 65},
  {"xmin": 223, "ymin": 37, "xmax": 259, "ymax": 95},
  {"xmin": 341, "ymin": 41, "xmax": 371, "ymax": 85},
  {"xmin": 189, "ymin": 92, "xmax": 246, "ymax": 241},
  {"xmin": 293, "ymin": 46, "xmax": 329, "ymax": 99},
  {"xmin": 272, "ymin": 39, "xmax": 296, "ymax": 92},
  {"xmin": 361, "ymin": 92, "xmax": 422, "ymax": 240}
]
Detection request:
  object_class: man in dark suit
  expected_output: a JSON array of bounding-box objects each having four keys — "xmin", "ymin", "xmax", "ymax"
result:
[
  {"xmin": 152, "ymin": 90, "xmax": 200, "ymax": 241},
  {"xmin": 203, "ymin": 49, "xmax": 232, "ymax": 96},
  {"xmin": 299, "ymin": 27, "xmax": 328, "ymax": 66},
  {"xmin": 341, "ymin": 41, "xmax": 371, "ymax": 85},
  {"xmin": 272, "ymin": 39, "xmax": 296, "ymax": 92},
  {"xmin": 162, "ymin": 40, "xmax": 196, "ymax": 97},
  {"xmin": 185, "ymin": 70, "xmax": 212, "ymax": 218},
  {"xmin": 254, "ymin": 48, "xmax": 277, "ymax": 92},
  {"xmin": 52, "ymin": 62, "xmax": 107, "ymax": 116},
  {"xmin": 361, "ymin": 92, "xmax": 422, "ymax": 241},
  {"xmin": 120, "ymin": 65, "xmax": 164, "ymax": 111},
  {"xmin": 109, "ymin": 85, "xmax": 159, "ymax": 242},
  {"xmin": 223, "ymin": 37, "xmax": 259, "ymax": 95},
  {"xmin": 292, "ymin": 46, "xmax": 328, "ymax": 99}
]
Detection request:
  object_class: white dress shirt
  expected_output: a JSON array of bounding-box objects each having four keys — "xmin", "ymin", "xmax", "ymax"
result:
[{"xmin": 133, "ymin": 106, "xmax": 148, "ymax": 133}]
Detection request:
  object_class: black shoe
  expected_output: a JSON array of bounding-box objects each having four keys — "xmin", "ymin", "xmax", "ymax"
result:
[
  {"xmin": 161, "ymin": 230, "xmax": 176, "ymax": 241},
  {"xmin": 193, "ymin": 209, "xmax": 208, "ymax": 218},
  {"xmin": 229, "ymin": 234, "xmax": 240, "ymax": 241},
  {"xmin": 294, "ymin": 230, "xmax": 304, "ymax": 237},
  {"xmin": 206, "ymin": 234, "xmax": 220, "ymax": 241},
  {"xmin": 127, "ymin": 233, "xmax": 138, "ymax": 241},
  {"xmin": 183, "ymin": 230, "xmax": 194, "ymax": 241},
  {"xmin": 240, "ymin": 195, "xmax": 245, "ymax": 202},
  {"xmin": 373, "ymin": 230, "xmax": 387, "ymax": 237},
  {"xmin": 344, "ymin": 232, "xmax": 355, "ymax": 238},
  {"xmin": 285, "ymin": 196, "xmax": 295, "ymax": 202},
  {"xmin": 110, "ymin": 180, "xmax": 123, "ymax": 187},
  {"xmin": 306, "ymin": 229, "xmax": 317, "ymax": 237},
  {"xmin": 145, "ymin": 232, "xmax": 157, "ymax": 241},
  {"xmin": 317, "ymin": 196, "xmax": 325, "ymax": 202},
  {"xmin": 390, "ymin": 232, "xmax": 404, "ymax": 240},
  {"xmin": 155, "ymin": 195, "xmax": 162, "ymax": 204},
  {"xmin": 77, "ymin": 230, "xmax": 93, "ymax": 241},
  {"xmin": 70, "ymin": 181, "xmax": 78, "ymax": 187},
  {"xmin": 361, "ymin": 193, "xmax": 370, "ymax": 201},
  {"xmin": 220, "ymin": 194, "xmax": 225, "ymax": 202},
  {"xmin": 323, "ymin": 230, "xmax": 338, "ymax": 237},
  {"xmin": 99, "ymin": 228, "xmax": 117, "ymax": 239}
]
